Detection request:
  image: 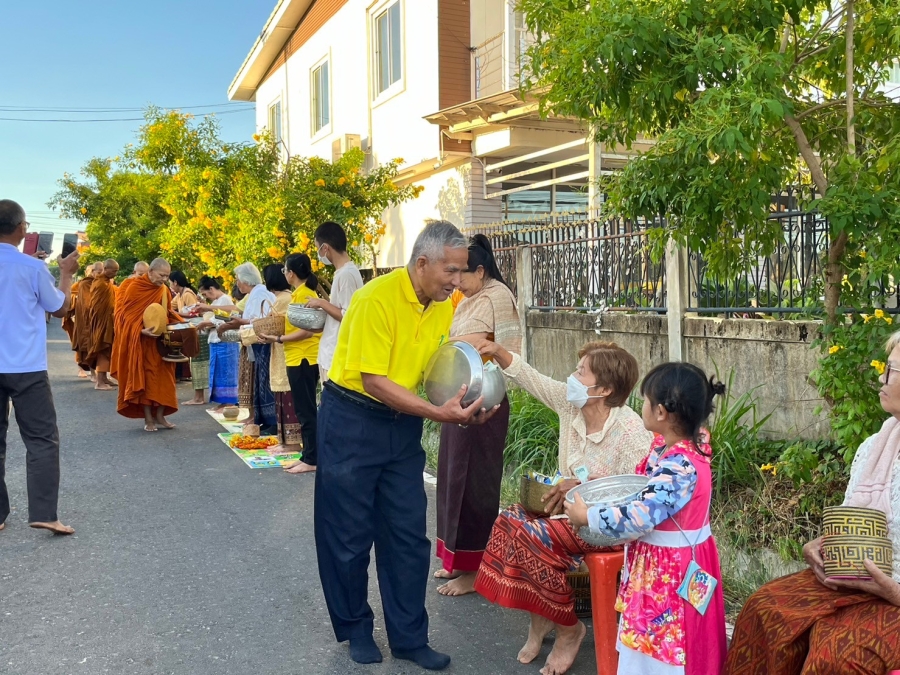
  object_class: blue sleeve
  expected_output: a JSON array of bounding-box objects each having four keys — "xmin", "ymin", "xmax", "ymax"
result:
[
  {"xmin": 35, "ymin": 266, "xmax": 65, "ymax": 314},
  {"xmin": 586, "ymin": 453, "xmax": 698, "ymax": 539}
]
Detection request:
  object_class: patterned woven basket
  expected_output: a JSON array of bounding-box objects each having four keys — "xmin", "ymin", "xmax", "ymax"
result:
[
  {"xmin": 568, "ymin": 565, "xmax": 593, "ymax": 618},
  {"xmin": 822, "ymin": 506, "xmax": 888, "ymax": 538},
  {"xmin": 519, "ymin": 475, "xmax": 554, "ymax": 515},
  {"xmin": 251, "ymin": 300, "xmax": 285, "ymax": 339},
  {"xmin": 220, "ymin": 329, "xmax": 241, "ymax": 343},
  {"xmin": 822, "ymin": 534, "xmax": 893, "ymax": 579}
]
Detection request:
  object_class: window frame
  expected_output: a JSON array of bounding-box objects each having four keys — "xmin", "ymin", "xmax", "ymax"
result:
[
  {"xmin": 267, "ymin": 98, "xmax": 283, "ymax": 148},
  {"xmin": 310, "ymin": 54, "xmax": 332, "ymax": 139},
  {"xmin": 370, "ymin": 0, "xmax": 405, "ymax": 105}
]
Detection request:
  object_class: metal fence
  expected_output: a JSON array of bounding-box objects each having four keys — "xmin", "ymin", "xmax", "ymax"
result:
[{"xmin": 465, "ymin": 213, "xmax": 666, "ymax": 312}]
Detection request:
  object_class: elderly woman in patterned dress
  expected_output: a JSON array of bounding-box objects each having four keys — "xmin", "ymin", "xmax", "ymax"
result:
[
  {"xmin": 471, "ymin": 338, "xmax": 653, "ymax": 675},
  {"xmin": 725, "ymin": 332, "xmax": 900, "ymax": 675}
]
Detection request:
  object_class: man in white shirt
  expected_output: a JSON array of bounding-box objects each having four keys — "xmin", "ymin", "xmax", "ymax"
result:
[
  {"xmin": 305, "ymin": 221, "xmax": 364, "ymax": 382},
  {"xmin": 0, "ymin": 199, "xmax": 79, "ymax": 535}
]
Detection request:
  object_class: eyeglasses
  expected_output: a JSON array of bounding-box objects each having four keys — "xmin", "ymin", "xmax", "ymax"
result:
[
  {"xmin": 22, "ymin": 221, "xmax": 30, "ymax": 230},
  {"xmin": 884, "ymin": 365, "xmax": 900, "ymax": 385},
  {"xmin": 282, "ymin": 267, "xmax": 290, "ymax": 275}
]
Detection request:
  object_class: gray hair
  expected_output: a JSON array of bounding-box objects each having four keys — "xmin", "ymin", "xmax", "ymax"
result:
[
  {"xmin": 886, "ymin": 329, "xmax": 900, "ymax": 353},
  {"xmin": 409, "ymin": 220, "xmax": 467, "ymax": 264},
  {"xmin": 234, "ymin": 262, "xmax": 263, "ymax": 286},
  {"xmin": 0, "ymin": 199, "xmax": 26, "ymax": 236},
  {"xmin": 149, "ymin": 257, "xmax": 170, "ymax": 271}
]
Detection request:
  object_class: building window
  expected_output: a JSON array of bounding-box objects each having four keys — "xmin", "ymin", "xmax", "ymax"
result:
[
  {"xmin": 374, "ymin": 1, "xmax": 402, "ymax": 96},
  {"xmin": 311, "ymin": 60, "xmax": 330, "ymax": 135},
  {"xmin": 888, "ymin": 59, "xmax": 900, "ymax": 85},
  {"xmin": 268, "ymin": 100, "xmax": 283, "ymax": 146}
]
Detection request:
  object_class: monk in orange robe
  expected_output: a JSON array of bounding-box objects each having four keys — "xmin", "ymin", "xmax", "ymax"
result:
[
  {"xmin": 88, "ymin": 259, "xmax": 119, "ymax": 391},
  {"xmin": 73, "ymin": 264, "xmax": 100, "ymax": 375},
  {"xmin": 111, "ymin": 258, "xmax": 181, "ymax": 431}
]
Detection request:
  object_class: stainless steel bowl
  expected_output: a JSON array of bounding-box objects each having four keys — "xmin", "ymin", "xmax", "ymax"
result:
[
  {"xmin": 287, "ymin": 304, "xmax": 326, "ymax": 331},
  {"xmin": 565, "ymin": 474, "xmax": 649, "ymax": 547},
  {"xmin": 423, "ymin": 341, "xmax": 507, "ymax": 409}
]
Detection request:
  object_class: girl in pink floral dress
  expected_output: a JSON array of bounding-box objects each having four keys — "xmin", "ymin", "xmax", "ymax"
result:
[{"xmin": 566, "ymin": 362, "xmax": 728, "ymax": 675}]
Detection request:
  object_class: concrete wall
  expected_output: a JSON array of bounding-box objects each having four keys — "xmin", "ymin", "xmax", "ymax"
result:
[{"xmin": 526, "ymin": 310, "xmax": 828, "ymax": 439}]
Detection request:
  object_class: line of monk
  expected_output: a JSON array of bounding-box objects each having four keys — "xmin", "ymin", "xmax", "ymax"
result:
[{"xmin": 111, "ymin": 258, "xmax": 180, "ymax": 432}]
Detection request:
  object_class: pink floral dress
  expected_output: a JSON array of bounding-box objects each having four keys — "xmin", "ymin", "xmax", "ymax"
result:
[{"xmin": 586, "ymin": 435, "xmax": 727, "ymax": 675}]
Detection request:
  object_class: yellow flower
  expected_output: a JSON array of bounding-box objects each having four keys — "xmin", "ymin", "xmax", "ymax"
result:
[
  {"xmin": 886, "ymin": 317, "xmax": 894, "ymax": 325},
  {"xmin": 875, "ymin": 309, "xmax": 885, "ymax": 319},
  {"xmin": 872, "ymin": 360, "xmax": 886, "ymax": 375},
  {"xmin": 80, "ymin": 207, "xmax": 87, "ymax": 215},
  {"xmin": 392, "ymin": 157, "xmax": 405, "ymax": 165},
  {"xmin": 828, "ymin": 345, "xmax": 842, "ymax": 355},
  {"xmin": 342, "ymin": 200, "xmax": 352, "ymax": 208},
  {"xmin": 202, "ymin": 169, "xmax": 212, "ymax": 179},
  {"xmin": 266, "ymin": 246, "xmax": 282, "ymax": 258},
  {"xmin": 860, "ymin": 250, "xmax": 867, "ymax": 258},
  {"xmin": 252, "ymin": 133, "xmax": 261, "ymax": 142},
  {"xmin": 760, "ymin": 463, "xmax": 775, "ymax": 473},
  {"xmin": 364, "ymin": 233, "xmax": 373, "ymax": 243},
  {"xmin": 315, "ymin": 179, "xmax": 326, "ymax": 187},
  {"xmin": 338, "ymin": 177, "xmax": 346, "ymax": 186},
  {"xmin": 842, "ymin": 275, "xmax": 853, "ymax": 290},
  {"xmin": 863, "ymin": 314, "xmax": 872, "ymax": 323}
]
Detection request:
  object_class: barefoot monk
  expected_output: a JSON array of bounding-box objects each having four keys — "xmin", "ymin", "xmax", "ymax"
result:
[
  {"xmin": 88, "ymin": 259, "xmax": 119, "ymax": 391},
  {"xmin": 111, "ymin": 258, "xmax": 180, "ymax": 432}
]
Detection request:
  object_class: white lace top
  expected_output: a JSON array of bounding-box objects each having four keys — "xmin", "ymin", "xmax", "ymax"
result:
[
  {"xmin": 843, "ymin": 433, "xmax": 900, "ymax": 581},
  {"xmin": 503, "ymin": 353, "xmax": 654, "ymax": 478}
]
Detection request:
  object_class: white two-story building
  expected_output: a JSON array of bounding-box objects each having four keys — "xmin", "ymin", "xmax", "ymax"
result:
[{"xmin": 228, "ymin": 0, "xmax": 641, "ymax": 267}]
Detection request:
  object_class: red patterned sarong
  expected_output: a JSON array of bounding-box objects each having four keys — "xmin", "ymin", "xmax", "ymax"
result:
[
  {"xmin": 724, "ymin": 569, "xmax": 900, "ymax": 675},
  {"xmin": 474, "ymin": 503, "xmax": 616, "ymax": 626}
]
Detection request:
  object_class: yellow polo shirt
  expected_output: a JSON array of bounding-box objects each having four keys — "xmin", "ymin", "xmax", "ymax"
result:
[
  {"xmin": 329, "ymin": 268, "xmax": 453, "ymax": 397},
  {"xmin": 284, "ymin": 285, "xmax": 321, "ymax": 366}
]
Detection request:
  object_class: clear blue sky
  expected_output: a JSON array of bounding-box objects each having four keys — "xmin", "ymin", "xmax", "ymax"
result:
[{"xmin": 0, "ymin": 0, "xmax": 274, "ymax": 252}]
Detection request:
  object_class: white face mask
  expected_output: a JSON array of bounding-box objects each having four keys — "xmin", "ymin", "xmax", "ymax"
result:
[
  {"xmin": 317, "ymin": 244, "xmax": 332, "ymax": 267},
  {"xmin": 566, "ymin": 374, "xmax": 605, "ymax": 409}
]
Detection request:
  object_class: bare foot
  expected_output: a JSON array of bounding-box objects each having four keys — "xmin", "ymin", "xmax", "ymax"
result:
[
  {"xmin": 519, "ymin": 614, "xmax": 554, "ymax": 664},
  {"xmin": 29, "ymin": 520, "xmax": 75, "ymax": 535},
  {"xmin": 270, "ymin": 445, "xmax": 302, "ymax": 455},
  {"xmin": 95, "ymin": 384, "xmax": 115, "ymax": 391},
  {"xmin": 437, "ymin": 572, "xmax": 477, "ymax": 596},
  {"xmin": 539, "ymin": 621, "xmax": 586, "ymax": 675},
  {"xmin": 156, "ymin": 418, "xmax": 176, "ymax": 430},
  {"xmin": 434, "ymin": 569, "xmax": 462, "ymax": 580},
  {"xmin": 0, "ymin": 521, "xmax": 5, "ymax": 531},
  {"xmin": 284, "ymin": 461, "xmax": 316, "ymax": 474},
  {"xmin": 77, "ymin": 370, "xmax": 89, "ymax": 379},
  {"xmin": 144, "ymin": 423, "xmax": 158, "ymax": 432},
  {"xmin": 181, "ymin": 399, "xmax": 206, "ymax": 405}
]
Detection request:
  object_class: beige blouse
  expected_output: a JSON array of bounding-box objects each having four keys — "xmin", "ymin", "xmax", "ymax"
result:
[
  {"xmin": 503, "ymin": 353, "xmax": 654, "ymax": 478},
  {"xmin": 452, "ymin": 278, "xmax": 521, "ymax": 354},
  {"xmin": 268, "ymin": 291, "xmax": 292, "ymax": 393},
  {"xmin": 172, "ymin": 288, "xmax": 199, "ymax": 314}
]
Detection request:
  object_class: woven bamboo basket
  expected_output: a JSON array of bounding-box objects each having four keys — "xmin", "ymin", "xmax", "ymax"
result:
[
  {"xmin": 252, "ymin": 300, "xmax": 286, "ymax": 338},
  {"xmin": 822, "ymin": 506, "xmax": 888, "ymax": 538},
  {"xmin": 520, "ymin": 475, "xmax": 555, "ymax": 515},
  {"xmin": 822, "ymin": 534, "xmax": 893, "ymax": 579},
  {"xmin": 568, "ymin": 564, "xmax": 593, "ymax": 618}
]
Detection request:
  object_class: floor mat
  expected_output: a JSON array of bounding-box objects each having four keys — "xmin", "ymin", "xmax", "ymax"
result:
[{"xmin": 216, "ymin": 432, "xmax": 303, "ymax": 469}]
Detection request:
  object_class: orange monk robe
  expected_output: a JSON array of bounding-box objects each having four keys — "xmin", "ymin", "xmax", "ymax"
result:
[
  {"xmin": 62, "ymin": 281, "xmax": 79, "ymax": 349},
  {"xmin": 111, "ymin": 276, "xmax": 182, "ymax": 419},
  {"xmin": 74, "ymin": 277, "xmax": 96, "ymax": 369},
  {"xmin": 87, "ymin": 277, "xmax": 117, "ymax": 373}
]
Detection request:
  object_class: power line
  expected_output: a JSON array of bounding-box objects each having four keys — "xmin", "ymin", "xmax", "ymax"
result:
[
  {"xmin": 0, "ymin": 108, "xmax": 255, "ymax": 123},
  {"xmin": 0, "ymin": 102, "xmax": 254, "ymax": 113}
]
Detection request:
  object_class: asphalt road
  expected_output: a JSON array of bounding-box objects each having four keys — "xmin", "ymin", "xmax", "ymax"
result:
[{"xmin": 0, "ymin": 323, "xmax": 597, "ymax": 675}]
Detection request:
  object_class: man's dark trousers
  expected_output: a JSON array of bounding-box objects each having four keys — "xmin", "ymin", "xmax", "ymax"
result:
[
  {"xmin": 0, "ymin": 371, "xmax": 61, "ymax": 524},
  {"xmin": 314, "ymin": 386, "xmax": 431, "ymax": 650}
]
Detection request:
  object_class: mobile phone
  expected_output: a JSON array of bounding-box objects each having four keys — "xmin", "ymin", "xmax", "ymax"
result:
[
  {"xmin": 23, "ymin": 233, "xmax": 39, "ymax": 256},
  {"xmin": 62, "ymin": 233, "xmax": 78, "ymax": 257},
  {"xmin": 38, "ymin": 232, "xmax": 54, "ymax": 254}
]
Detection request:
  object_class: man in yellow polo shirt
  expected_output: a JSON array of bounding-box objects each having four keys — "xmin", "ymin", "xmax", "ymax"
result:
[{"xmin": 316, "ymin": 221, "xmax": 497, "ymax": 671}]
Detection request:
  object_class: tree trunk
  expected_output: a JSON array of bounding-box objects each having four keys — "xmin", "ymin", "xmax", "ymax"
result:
[{"xmin": 846, "ymin": 1, "xmax": 856, "ymax": 156}]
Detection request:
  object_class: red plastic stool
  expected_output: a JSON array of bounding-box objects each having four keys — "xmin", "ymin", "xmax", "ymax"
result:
[{"xmin": 584, "ymin": 551, "xmax": 625, "ymax": 675}]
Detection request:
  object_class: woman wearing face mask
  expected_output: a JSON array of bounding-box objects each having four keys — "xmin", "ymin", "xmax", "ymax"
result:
[{"xmin": 469, "ymin": 338, "xmax": 653, "ymax": 674}]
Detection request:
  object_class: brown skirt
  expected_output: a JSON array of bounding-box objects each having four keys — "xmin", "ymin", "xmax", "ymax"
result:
[
  {"xmin": 436, "ymin": 397, "xmax": 510, "ymax": 572},
  {"xmin": 724, "ymin": 569, "xmax": 900, "ymax": 675},
  {"xmin": 275, "ymin": 391, "xmax": 302, "ymax": 446},
  {"xmin": 238, "ymin": 347, "xmax": 254, "ymax": 409}
]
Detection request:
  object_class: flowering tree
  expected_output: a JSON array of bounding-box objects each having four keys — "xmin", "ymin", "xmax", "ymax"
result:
[{"xmin": 50, "ymin": 109, "xmax": 423, "ymax": 286}]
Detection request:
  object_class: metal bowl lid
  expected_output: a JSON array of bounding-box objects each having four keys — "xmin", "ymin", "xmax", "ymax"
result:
[{"xmin": 423, "ymin": 341, "xmax": 483, "ymax": 407}]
